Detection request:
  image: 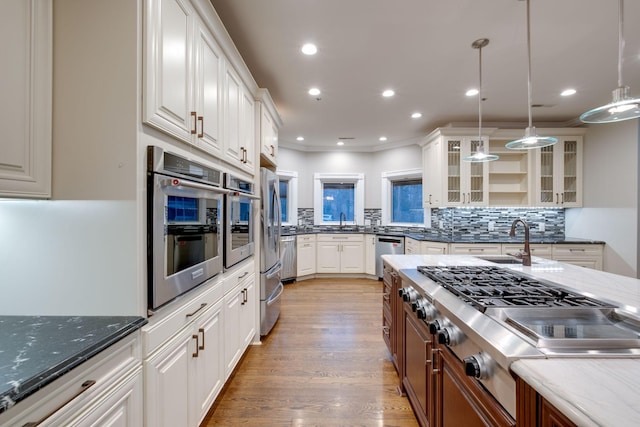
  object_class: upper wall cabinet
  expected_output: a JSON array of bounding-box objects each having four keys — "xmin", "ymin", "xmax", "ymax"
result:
[
  {"xmin": 421, "ymin": 129, "xmax": 490, "ymax": 207},
  {"xmin": 257, "ymin": 89, "xmax": 281, "ymax": 167},
  {"xmin": 222, "ymin": 65, "xmax": 255, "ymax": 174},
  {"xmin": 144, "ymin": 0, "xmax": 223, "ymax": 156},
  {"xmin": 0, "ymin": 0, "xmax": 52, "ymax": 198},
  {"xmin": 533, "ymin": 135, "xmax": 584, "ymax": 207}
]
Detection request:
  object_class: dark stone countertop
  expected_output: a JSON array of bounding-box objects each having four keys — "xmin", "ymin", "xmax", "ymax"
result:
[
  {"xmin": 0, "ymin": 315, "xmax": 147, "ymax": 413},
  {"xmin": 282, "ymin": 229, "xmax": 605, "ymax": 245}
]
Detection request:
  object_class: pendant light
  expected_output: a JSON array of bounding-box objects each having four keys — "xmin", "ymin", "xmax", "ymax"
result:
[
  {"xmin": 506, "ymin": 0, "xmax": 557, "ymax": 150},
  {"xmin": 580, "ymin": 0, "xmax": 640, "ymax": 123},
  {"xmin": 463, "ymin": 38, "xmax": 499, "ymax": 162}
]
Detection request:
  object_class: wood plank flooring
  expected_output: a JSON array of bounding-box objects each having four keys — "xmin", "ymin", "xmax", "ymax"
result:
[{"xmin": 201, "ymin": 278, "xmax": 419, "ymax": 427}]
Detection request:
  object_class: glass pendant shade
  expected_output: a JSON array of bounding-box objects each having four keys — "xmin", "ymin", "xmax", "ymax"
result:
[
  {"xmin": 580, "ymin": 86, "xmax": 640, "ymax": 123},
  {"xmin": 506, "ymin": 0, "xmax": 557, "ymax": 150},
  {"xmin": 505, "ymin": 126, "xmax": 558, "ymax": 150},
  {"xmin": 580, "ymin": 1, "xmax": 640, "ymax": 124},
  {"xmin": 463, "ymin": 38, "xmax": 498, "ymax": 163}
]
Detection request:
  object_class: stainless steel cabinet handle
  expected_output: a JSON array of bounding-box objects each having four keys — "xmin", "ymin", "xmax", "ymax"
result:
[
  {"xmin": 561, "ymin": 193, "xmax": 565, "ymax": 204},
  {"xmin": 238, "ymin": 271, "xmax": 249, "ymax": 280},
  {"xmin": 556, "ymin": 193, "xmax": 560, "ymax": 204},
  {"xmin": 22, "ymin": 380, "xmax": 97, "ymax": 427},
  {"xmin": 270, "ymin": 144, "xmax": 275, "ymax": 156},
  {"xmin": 431, "ymin": 348, "xmax": 440, "ymax": 374}
]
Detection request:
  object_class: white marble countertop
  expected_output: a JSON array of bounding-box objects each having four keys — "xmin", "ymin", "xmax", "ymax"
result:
[{"xmin": 382, "ymin": 254, "xmax": 640, "ymax": 427}]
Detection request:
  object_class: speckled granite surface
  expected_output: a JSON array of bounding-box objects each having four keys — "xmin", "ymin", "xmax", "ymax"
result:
[{"xmin": 0, "ymin": 316, "xmax": 147, "ymax": 413}]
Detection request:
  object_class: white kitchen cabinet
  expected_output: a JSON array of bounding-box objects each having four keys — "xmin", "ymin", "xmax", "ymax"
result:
[
  {"xmin": 144, "ymin": 299, "xmax": 224, "ymax": 427},
  {"xmin": 365, "ymin": 234, "xmax": 376, "ymax": 275},
  {"xmin": 533, "ymin": 135, "xmax": 584, "ymax": 207},
  {"xmin": 257, "ymin": 89, "xmax": 280, "ymax": 167},
  {"xmin": 422, "ymin": 139, "xmax": 442, "ymax": 207},
  {"xmin": 223, "ymin": 268, "xmax": 256, "ymax": 378},
  {"xmin": 421, "ymin": 129, "xmax": 489, "ymax": 207},
  {"xmin": 144, "ymin": 0, "xmax": 223, "ymax": 157},
  {"xmin": 405, "ymin": 237, "xmax": 420, "ymax": 254},
  {"xmin": 421, "ymin": 241, "xmax": 449, "ymax": 254},
  {"xmin": 0, "ymin": 333, "xmax": 142, "ymax": 427},
  {"xmin": 552, "ymin": 243, "xmax": 603, "ymax": 270},
  {"xmin": 449, "ymin": 243, "xmax": 502, "ymax": 256},
  {"xmin": 316, "ymin": 234, "xmax": 364, "ymax": 274},
  {"xmin": 239, "ymin": 86, "xmax": 256, "ymax": 174},
  {"xmin": 0, "ymin": 0, "xmax": 52, "ymax": 198},
  {"xmin": 296, "ymin": 234, "xmax": 317, "ymax": 277},
  {"xmin": 502, "ymin": 243, "xmax": 552, "ymax": 259},
  {"xmin": 487, "ymin": 137, "xmax": 532, "ymax": 206}
]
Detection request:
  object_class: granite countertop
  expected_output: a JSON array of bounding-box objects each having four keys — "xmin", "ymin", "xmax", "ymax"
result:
[
  {"xmin": 282, "ymin": 229, "xmax": 605, "ymax": 244},
  {"xmin": 383, "ymin": 254, "xmax": 640, "ymax": 425},
  {"xmin": 0, "ymin": 315, "xmax": 147, "ymax": 413}
]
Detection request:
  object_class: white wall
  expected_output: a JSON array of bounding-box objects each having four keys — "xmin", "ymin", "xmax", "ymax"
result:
[
  {"xmin": 278, "ymin": 145, "xmax": 422, "ymax": 209},
  {"xmin": 565, "ymin": 120, "xmax": 639, "ymax": 277},
  {"xmin": 0, "ymin": 200, "xmax": 139, "ymax": 315}
]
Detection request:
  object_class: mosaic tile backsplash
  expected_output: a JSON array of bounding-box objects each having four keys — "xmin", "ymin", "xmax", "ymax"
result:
[{"xmin": 289, "ymin": 207, "xmax": 565, "ymax": 240}]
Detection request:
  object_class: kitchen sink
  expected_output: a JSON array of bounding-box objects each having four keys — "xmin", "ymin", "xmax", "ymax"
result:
[{"xmin": 474, "ymin": 255, "xmax": 529, "ymax": 264}]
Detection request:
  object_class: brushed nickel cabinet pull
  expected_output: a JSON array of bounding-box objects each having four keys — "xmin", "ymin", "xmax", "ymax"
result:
[
  {"xmin": 186, "ymin": 303, "xmax": 207, "ymax": 318},
  {"xmin": 238, "ymin": 271, "xmax": 249, "ymax": 280},
  {"xmin": 192, "ymin": 334, "xmax": 199, "ymax": 357},
  {"xmin": 270, "ymin": 144, "xmax": 275, "ymax": 156},
  {"xmin": 561, "ymin": 193, "xmax": 565, "ymax": 204},
  {"xmin": 431, "ymin": 348, "xmax": 440, "ymax": 374},
  {"xmin": 22, "ymin": 380, "xmax": 96, "ymax": 427},
  {"xmin": 197, "ymin": 116, "xmax": 204, "ymax": 138},
  {"xmin": 555, "ymin": 193, "xmax": 560, "ymax": 204},
  {"xmin": 190, "ymin": 111, "xmax": 197, "ymax": 135},
  {"xmin": 198, "ymin": 328, "xmax": 205, "ymax": 350}
]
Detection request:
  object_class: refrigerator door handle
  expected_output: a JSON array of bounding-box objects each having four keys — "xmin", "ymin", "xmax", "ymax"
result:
[
  {"xmin": 266, "ymin": 261, "xmax": 282, "ymax": 279},
  {"xmin": 266, "ymin": 282, "xmax": 284, "ymax": 306}
]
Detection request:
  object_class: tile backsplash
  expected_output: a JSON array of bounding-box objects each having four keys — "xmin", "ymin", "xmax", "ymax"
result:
[{"xmin": 290, "ymin": 207, "xmax": 564, "ymax": 239}]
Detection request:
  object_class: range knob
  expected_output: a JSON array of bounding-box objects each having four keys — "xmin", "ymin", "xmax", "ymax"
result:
[
  {"xmin": 411, "ymin": 297, "xmax": 427, "ymax": 312},
  {"xmin": 428, "ymin": 319, "xmax": 445, "ymax": 335},
  {"xmin": 419, "ymin": 303, "xmax": 437, "ymax": 321},
  {"xmin": 401, "ymin": 288, "xmax": 417, "ymax": 303},
  {"xmin": 463, "ymin": 352, "xmax": 492, "ymax": 379},
  {"xmin": 437, "ymin": 326, "xmax": 461, "ymax": 346}
]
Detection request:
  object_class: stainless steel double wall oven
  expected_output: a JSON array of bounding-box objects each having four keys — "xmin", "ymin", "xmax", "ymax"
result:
[{"xmin": 147, "ymin": 147, "xmax": 256, "ymax": 310}]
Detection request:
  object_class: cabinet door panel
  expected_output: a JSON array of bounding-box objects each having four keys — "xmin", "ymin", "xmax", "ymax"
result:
[
  {"xmin": 316, "ymin": 242, "xmax": 340, "ymax": 273},
  {"xmin": 224, "ymin": 66, "xmax": 242, "ymax": 163},
  {"xmin": 224, "ymin": 287, "xmax": 243, "ymax": 376},
  {"xmin": 195, "ymin": 22, "xmax": 222, "ymax": 155},
  {"xmin": 340, "ymin": 242, "xmax": 364, "ymax": 273},
  {"xmin": 144, "ymin": 0, "xmax": 194, "ymax": 143}
]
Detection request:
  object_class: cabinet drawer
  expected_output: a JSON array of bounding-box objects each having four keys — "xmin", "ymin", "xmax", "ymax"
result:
[
  {"xmin": 142, "ymin": 276, "xmax": 224, "ymax": 356},
  {"xmin": 223, "ymin": 260, "xmax": 255, "ymax": 294},
  {"xmin": 296, "ymin": 234, "xmax": 316, "ymax": 243},
  {"xmin": 317, "ymin": 233, "xmax": 363, "ymax": 242},
  {"xmin": 449, "ymin": 243, "xmax": 501, "ymax": 255},
  {"xmin": 552, "ymin": 244, "xmax": 603, "ymax": 257},
  {"xmin": 422, "ymin": 242, "xmax": 449, "ymax": 254},
  {"xmin": 502, "ymin": 243, "xmax": 552, "ymax": 257},
  {"xmin": 0, "ymin": 333, "xmax": 140, "ymax": 427}
]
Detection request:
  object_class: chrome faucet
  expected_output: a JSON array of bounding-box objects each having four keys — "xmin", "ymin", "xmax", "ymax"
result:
[
  {"xmin": 509, "ymin": 218, "xmax": 531, "ymax": 266},
  {"xmin": 339, "ymin": 212, "xmax": 346, "ymax": 229}
]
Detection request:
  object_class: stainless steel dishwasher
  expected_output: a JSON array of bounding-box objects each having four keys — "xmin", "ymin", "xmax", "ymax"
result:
[
  {"xmin": 280, "ymin": 235, "xmax": 297, "ymax": 282},
  {"xmin": 375, "ymin": 235, "xmax": 405, "ymax": 278}
]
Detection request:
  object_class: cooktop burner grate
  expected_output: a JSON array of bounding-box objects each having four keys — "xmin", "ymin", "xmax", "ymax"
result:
[{"xmin": 417, "ymin": 265, "xmax": 615, "ymax": 312}]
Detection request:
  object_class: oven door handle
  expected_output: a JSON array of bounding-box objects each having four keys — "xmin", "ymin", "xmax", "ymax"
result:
[{"xmin": 161, "ymin": 178, "xmax": 229, "ymax": 194}]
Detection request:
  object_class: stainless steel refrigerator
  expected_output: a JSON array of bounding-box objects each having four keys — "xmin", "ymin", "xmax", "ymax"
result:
[{"xmin": 260, "ymin": 168, "xmax": 284, "ymax": 336}]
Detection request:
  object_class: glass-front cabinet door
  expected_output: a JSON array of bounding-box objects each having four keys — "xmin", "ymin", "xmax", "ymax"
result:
[
  {"xmin": 534, "ymin": 137, "xmax": 583, "ymax": 207},
  {"xmin": 444, "ymin": 137, "xmax": 488, "ymax": 206}
]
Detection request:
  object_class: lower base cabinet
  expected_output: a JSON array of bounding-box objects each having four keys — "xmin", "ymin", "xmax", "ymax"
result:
[
  {"xmin": 515, "ymin": 376, "xmax": 577, "ymax": 427},
  {"xmin": 0, "ymin": 333, "xmax": 143, "ymax": 427},
  {"xmin": 144, "ymin": 300, "xmax": 224, "ymax": 427},
  {"xmin": 224, "ymin": 273, "xmax": 256, "ymax": 378}
]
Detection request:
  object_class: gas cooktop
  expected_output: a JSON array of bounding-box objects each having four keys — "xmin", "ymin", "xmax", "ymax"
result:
[{"xmin": 416, "ymin": 265, "xmax": 615, "ymax": 312}]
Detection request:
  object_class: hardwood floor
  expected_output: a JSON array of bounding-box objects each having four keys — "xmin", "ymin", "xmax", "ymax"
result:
[{"xmin": 202, "ymin": 278, "xmax": 419, "ymax": 427}]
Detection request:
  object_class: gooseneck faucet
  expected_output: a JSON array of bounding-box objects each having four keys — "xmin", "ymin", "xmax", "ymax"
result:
[
  {"xmin": 509, "ymin": 218, "xmax": 532, "ymax": 266},
  {"xmin": 339, "ymin": 212, "xmax": 346, "ymax": 229}
]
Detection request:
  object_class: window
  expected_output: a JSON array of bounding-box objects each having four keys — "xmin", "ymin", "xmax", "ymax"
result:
[
  {"xmin": 382, "ymin": 169, "xmax": 424, "ymax": 226},
  {"xmin": 276, "ymin": 170, "xmax": 297, "ymax": 225},
  {"xmin": 314, "ymin": 173, "xmax": 364, "ymax": 225}
]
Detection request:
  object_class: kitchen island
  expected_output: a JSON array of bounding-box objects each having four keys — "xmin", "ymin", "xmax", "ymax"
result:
[{"xmin": 382, "ymin": 254, "xmax": 640, "ymax": 427}]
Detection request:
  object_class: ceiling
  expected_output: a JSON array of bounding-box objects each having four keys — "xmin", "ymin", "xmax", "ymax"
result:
[{"xmin": 210, "ymin": 0, "xmax": 640, "ymax": 151}]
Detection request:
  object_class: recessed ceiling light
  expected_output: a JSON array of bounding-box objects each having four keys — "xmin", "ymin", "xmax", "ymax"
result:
[
  {"xmin": 379, "ymin": 136, "xmax": 387, "ymax": 141},
  {"xmin": 308, "ymin": 87, "xmax": 321, "ymax": 96},
  {"xmin": 561, "ymin": 88, "xmax": 577, "ymax": 97},
  {"xmin": 411, "ymin": 112, "xmax": 422, "ymax": 119},
  {"xmin": 336, "ymin": 141, "xmax": 344, "ymax": 146},
  {"xmin": 301, "ymin": 43, "xmax": 317, "ymax": 55},
  {"xmin": 296, "ymin": 136, "xmax": 304, "ymax": 141},
  {"xmin": 466, "ymin": 88, "xmax": 479, "ymax": 97},
  {"xmin": 382, "ymin": 89, "xmax": 395, "ymax": 97}
]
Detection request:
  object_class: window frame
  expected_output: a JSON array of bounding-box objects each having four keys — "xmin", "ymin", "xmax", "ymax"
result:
[
  {"xmin": 277, "ymin": 169, "xmax": 298, "ymax": 226},
  {"xmin": 313, "ymin": 173, "xmax": 364, "ymax": 226},
  {"xmin": 381, "ymin": 169, "xmax": 425, "ymax": 227}
]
